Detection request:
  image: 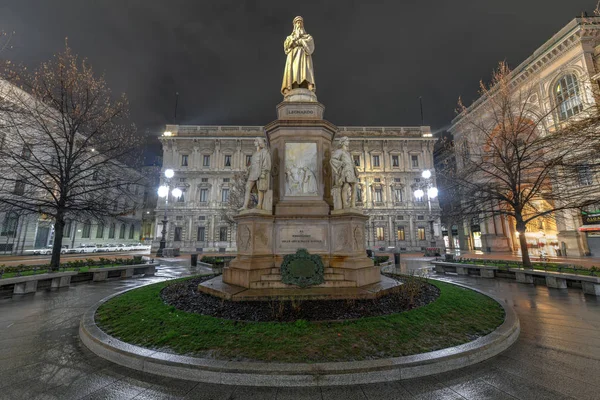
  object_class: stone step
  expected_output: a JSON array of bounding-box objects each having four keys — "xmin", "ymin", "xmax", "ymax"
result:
[
  {"xmin": 260, "ymin": 273, "xmax": 345, "ymax": 282},
  {"xmin": 249, "ymin": 280, "xmax": 357, "ymax": 289}
]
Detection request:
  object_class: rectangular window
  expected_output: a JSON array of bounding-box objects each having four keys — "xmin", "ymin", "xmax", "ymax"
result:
[
  {"xmin": 203, "ymin": 155, "xmax": 210, "ymax": 167},
  {"xmin": 96, "ymin": 224, "xmax": 104, "ymax": 239},
  {"xmin": 199, "ymin": 188, "xmax": 208, "ymax": 202},
  {"xmin": 246, "ymin": 155, "xmax": 252, "ymax": 166},
  {"xmin": 63, "ymin": 220, "xmax": 72, "ymax": 238},
  {"xmin": 221, "ymin": 188, "xmax": 229, "ymax": 203},
  {"xmin": 411, "ymin": 155, "xmax": 419, "ymax": 168},
  {"xmin": 219, "ymin": 227, "xmax": 228, "ymax": 241},
  {"xmin": 415, "ymin": 192, "xmax": 423, "ymax": 202},
  {"xmin": 197, "ymin": 226, "xmax": 206, "ymax": 241},
  {"xmin": 417, "ymin": 215, "xmax": 424, "ymax": 220},
  {"xmin": 108, "ymin": 223, "xmax": 116, "ymax": 239},
  {"xmin": 21, "ymin": 145, "xmax": 32, "ymax": 160},
  {"xmin": 178, "ymin": 190, "xmax": 185, "ymax": 202},
  {"xmin": 578, "ymin": 165, "xmax": 593, "ymax": 186},
  {"xmin": 397, "ymin": 226, "xmax": 405, "ymax": 241},
  {"xmin": 179, "ymin": 178, "xmax": 186, "ymax": 183},
  {"xmin": 174, "ymin": 226, "xmax": 182, "ymax": 242},
  {"xmin": 224, "ymin": 155, "xmax": 231, "ymax": 167},
  {"xmin": 394, "ymin": 178, "xmax": 401, "ymax": 183},
  {"xmin": 417, "ymin": 227, "xmax": 426, "ymax": 241},
  {"xmin": 374, "ymin": 188, "xmax": 383, "ymax": 202},
  {"xmin": 13, "ymin": 180, "xmax": 25, "ymax": 195},
  {"xmin": 82, "ymin": 222, "xmax": 91, "ymax": 238},
  {"xmin": 353, "ymin": 155, "xmax": 360, "ymax": 166},
  {"xmin": 374, "ymin": 178, "xmax": 381, "ymax": 183},
  {"xmin": 119, "ymin": 223, "xmax": 126, "ymax": 239},
  {"xmin": 372, "ymin": 155, "xmax": 380, "ymax": 167},
  {"xmin": 129, "ymin": 224, "xmax": 135, "ymax": 240},
  {"xmin": 223, "ymin": 178, "xmax": 230, "ymax": 182},
  {"xmin": 376, "ymin": 227, "xmax": 385, "ymax": 241},
  {"xmin": 181, "ymin": 154, "xmax": 188, "ymax": 166},
  {"xmin": 356, "ymin": 187, "xmax": 362, "ymax": 202},
  {"xmin": 1, "ymin": 213, "xmax": 18, "ymax": 237},
  {"xmin": 394, "ymin": 188, "xmax": 403, "ymax": 202},
  {"xmin": 392, "ymin": 155, "xmax": 399, "ymax": 167},
  {"xmin": 201, "ymin": 178, "xmax": 209, "ymax": 182},
  {"xmin": 198, "ymin": 216, "xmax": 206, "ymax": 221}
]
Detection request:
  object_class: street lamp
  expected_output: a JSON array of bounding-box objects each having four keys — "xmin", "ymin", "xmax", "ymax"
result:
[
  {"xmin": 414, "ymin": 170, "xmax": 439, "ymax": 243},
  {"xmin": 156, "ymin": 169, "xmax": 180, "ymax": 257}
]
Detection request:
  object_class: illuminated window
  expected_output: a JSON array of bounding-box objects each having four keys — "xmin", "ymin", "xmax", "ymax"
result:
[
  {"xmin": 417, "ymin": 227, "xmax": 426, "ymax": 241},
  {"xmin": 397, "ymin": 226, "xmax": 405, "ymax": 241},
  {"xmin": 556, "ymin": 74, "xmax": 583, "ymax": 121},
  {"xmin": 376, "ymin": 227, "xmax": 385, "ymax": 241}
]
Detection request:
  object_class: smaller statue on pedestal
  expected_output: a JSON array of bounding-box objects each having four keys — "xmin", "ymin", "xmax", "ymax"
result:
[
  {"xmin": 241, "ymin": 137, "xmax": 272, "ymax": 211},
  {"xmin": 330, "ymin": 137, "xmax": 359, "ymax": 210}
]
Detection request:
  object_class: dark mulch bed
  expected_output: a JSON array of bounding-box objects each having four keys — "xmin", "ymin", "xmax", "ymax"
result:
[{"xmin": 160, "ymin": 275, "xmax": 440, "ymax": 322}]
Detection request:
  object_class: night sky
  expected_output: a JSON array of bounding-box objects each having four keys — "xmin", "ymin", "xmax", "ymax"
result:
[{"xmin": 0, "ymin": 0, "xmax": 595, "ymax": 141}]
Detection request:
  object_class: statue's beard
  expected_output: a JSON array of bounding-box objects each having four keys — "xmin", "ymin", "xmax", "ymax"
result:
[{"xmin": 293, "ymin": 27, "xmax": 306, "ymax": 37}]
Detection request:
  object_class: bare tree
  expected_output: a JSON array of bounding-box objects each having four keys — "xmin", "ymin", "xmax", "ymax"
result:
[
  {"xmin": 441, "ymin": 61, "xmax": 600, "ymax": 267},
  {"xmin": 219, "ymin": 170, "xmax": 249, "ymax": 226},
  {"xmin": 0, "ymin": 44, "xmax": 142, "ymax": 270}
]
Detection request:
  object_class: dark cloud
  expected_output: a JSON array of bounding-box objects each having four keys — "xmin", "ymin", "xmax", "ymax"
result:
[{"xmin": 0, "ymin": 0, "xmax": 594, "ymax": 140}]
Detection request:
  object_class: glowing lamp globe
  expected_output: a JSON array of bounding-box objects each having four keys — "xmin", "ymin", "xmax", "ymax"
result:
[
  {"xmin": 164, "ymin": 169, "xmax": 175, "ymax": 179},
  {"xmin": 172, "ymin": 187, "xmax": 183, "ymax": 199},
  {"xmin": 414, "ymin": 189, "xmax": 424, "ymax": 198},
  {"xmin": 427, "ymin": 187, "xmax": 439, "ymax": 199},
  {"xmin": 157, "ymin": 185, "xmax": 169, "ymax": 198},
  {"xmin": 422, "ymin": 170, "xmax": 432, "ymax": 179}
]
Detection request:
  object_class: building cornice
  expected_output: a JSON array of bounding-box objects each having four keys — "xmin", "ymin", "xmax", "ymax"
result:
[{"xmin": 450, "ymin": 17, "xmax": 600, "ymax": 132}]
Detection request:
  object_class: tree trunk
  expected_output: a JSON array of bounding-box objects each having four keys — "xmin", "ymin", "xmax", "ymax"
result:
[
  {"xmin": 516, "ymin": 220, "xmax": 532, "ymax": 268},
  {"xmin": 50, "ymin": 214, "xmax": 65, "ymax": 271}
]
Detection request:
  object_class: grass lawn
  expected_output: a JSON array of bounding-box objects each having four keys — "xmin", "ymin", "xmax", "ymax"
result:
[{"xmin": 95, "ymin": 276, "xmax": 505, "ymax": 363}]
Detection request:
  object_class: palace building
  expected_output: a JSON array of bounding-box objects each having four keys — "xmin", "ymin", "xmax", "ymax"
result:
[
  {"xmin": 448, "ymin": 17, "xmax": 600, "ymax": 257},
  {"xmin": 154, "ymin": 124, "xmax": 443, "ymax": 253}
]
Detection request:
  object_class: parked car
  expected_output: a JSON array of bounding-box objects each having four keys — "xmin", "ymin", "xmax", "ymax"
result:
[
  {"xmin": 116, "ymin": 243, "xmax": 131, "ymax": 251},
  {"xmin": 95, "ymin": 244, "xmax": 110, "ymax": 252},
  {"xmin": 68, "ymin": 244, "xmax": 97, "ymax": 254},
  {"xmin": 131, "ymin": 243, "xmax": 151, "ymax": 251},
  {"xmin": 104, "ymin": 244, "xmax": 119, "ymax": 252},
  {"xmin": 26, "ymin": 245, "xmax": 67, "ymax": 255}
]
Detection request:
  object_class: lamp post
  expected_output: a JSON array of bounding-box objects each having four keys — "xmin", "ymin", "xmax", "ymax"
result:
[
  {"xmin": 156, "ymin": 169, "xmax": 182, "ymax": 257},
  {"xmin": 414, "ymin": 170, "xmax": 439, "ymax": 241}
]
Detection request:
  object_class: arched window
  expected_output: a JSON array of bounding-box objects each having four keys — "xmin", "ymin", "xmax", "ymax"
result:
[
  {"xmin": 556, "ymin": 74, "xmax": 583, "ymax": 121},
  {"xmin": 119, "ymin": 223, "xmax": 126, "ymax": 239},
  {"xmin": 108, "ymin": 223, "xmax": 116, "ymax": 239},
  {"xmin": 129, "ymin": 224, "xmax": 135, "ymax": 239},
  {"xmin": 82, "ymin": 220, "xmax": 91, "ymax": 238}
]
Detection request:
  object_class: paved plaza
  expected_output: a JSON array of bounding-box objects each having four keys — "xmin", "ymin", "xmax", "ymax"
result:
[{"xmin": 0, "ymin": 258, "xmax": 599, "ymax": 399}]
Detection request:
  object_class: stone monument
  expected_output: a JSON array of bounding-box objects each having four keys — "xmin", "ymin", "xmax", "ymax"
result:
[{"xmin": 199, "ymin": 16, "xmax": 396, "ymax": 300}]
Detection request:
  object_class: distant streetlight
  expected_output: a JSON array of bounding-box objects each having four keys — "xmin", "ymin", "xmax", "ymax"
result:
[{"xmin": 156, "ymin": 169, "xmax": 177, "ymax": 257}]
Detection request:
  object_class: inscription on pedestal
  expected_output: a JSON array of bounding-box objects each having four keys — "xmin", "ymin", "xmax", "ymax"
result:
[{"xmin": 278, "ymin": 225, "xmax": 327, "ymax": 252}]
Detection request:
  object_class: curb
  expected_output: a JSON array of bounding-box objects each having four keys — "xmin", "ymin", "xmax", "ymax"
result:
[{"xmin": 79, "ymin": 278, "xmax": 520, "ymax": 387}]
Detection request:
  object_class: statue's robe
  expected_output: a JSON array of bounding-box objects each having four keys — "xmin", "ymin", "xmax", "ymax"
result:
[
  {"xmin": 248, "ymin": 148, "xmax": 271, "ymax": 191},
  {"xmin": 281, "ymin": 33, "xmax": 315, "ymax": 94}
]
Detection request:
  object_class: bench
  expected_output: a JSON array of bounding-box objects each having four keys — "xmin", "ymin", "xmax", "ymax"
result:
[
  {"xmin": 89, "ymin": 263, "xmax": 157, "ymax": 282},
  {"xmin": 432, "ymin": 261, "xmax": 498, "ymax": 278},
  {"xmin": 0, "ymin": 271, "xmax": 78, "ymax": 294},
  {"xmin": 510, "ymin": 268, "xmax": 600, "ymax": 295}
]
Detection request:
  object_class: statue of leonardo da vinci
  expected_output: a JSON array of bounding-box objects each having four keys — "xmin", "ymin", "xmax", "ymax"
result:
[{"xmin": 281, "ymin": 16, "xmax": 316, "ymax": 95}]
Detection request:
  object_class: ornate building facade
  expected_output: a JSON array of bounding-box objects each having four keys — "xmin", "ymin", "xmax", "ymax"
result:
[
  {"xmin": 448, "ymin": 17, "xmax": 600, "ymax": 257},
  {"xmin": 155, "ymin": 125, "xmax": 443, "ymax": 253}
]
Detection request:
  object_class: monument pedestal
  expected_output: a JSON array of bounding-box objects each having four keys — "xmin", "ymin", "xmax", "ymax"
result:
[{"xmin": 199, "ymin": 89, "xmax": 391, "ymax": 300}]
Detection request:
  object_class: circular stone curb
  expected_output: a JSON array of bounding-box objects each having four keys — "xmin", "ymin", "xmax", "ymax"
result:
[{"xmin": 79, "ymin": 278, "xmax": 520, "ymax": 387}]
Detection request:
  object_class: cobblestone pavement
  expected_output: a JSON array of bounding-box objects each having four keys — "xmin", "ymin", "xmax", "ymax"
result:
[{"xmin": 0, "ymin": 258, "xmax": 599, "ymax": 399}]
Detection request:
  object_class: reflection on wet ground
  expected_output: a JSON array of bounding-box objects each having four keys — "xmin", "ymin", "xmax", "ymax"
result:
[{"xmin": 0, "ymin": 258, "xmax": 599, "ymax": 399}]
